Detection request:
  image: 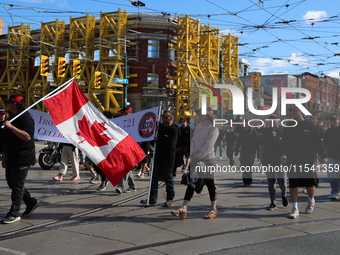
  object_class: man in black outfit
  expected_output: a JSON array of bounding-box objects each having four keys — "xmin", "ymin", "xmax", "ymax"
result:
[
  {"xmin": 1, "ymin": 95, "xmax": 39, "ymax": 224},
  {"xmin": 281, "ymin": 105, "xmax": 327, "ymax": 219},
  {"xmin": 225, "ymin": 126, "xmax": 237, "ymax": 166},
  {"xmin": 141, "ymin": 110, "xmax": 178, "ymax": 207},
  {"xmin": 179, "ymin": 118, "xmax": 191, "ymax": 171}
]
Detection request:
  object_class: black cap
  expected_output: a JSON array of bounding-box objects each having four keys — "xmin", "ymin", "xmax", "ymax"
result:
[{"xmin": 179, "ymin": 118, "xmax": 187, "ymax": 123}]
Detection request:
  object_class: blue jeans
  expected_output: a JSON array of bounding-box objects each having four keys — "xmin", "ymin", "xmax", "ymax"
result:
[
  {"xmin": 327, "ymin": 157, "xmax": 340, "ymax": 196},
  {"xmin": 214, "ymin": 141, "xmax": 223, "ymax": 157},
  {"xmin": 149, "ymin": 160, "xmax": 175, "ymax": 202},
  {"xmin": 266, "ymin": 171, "xmax": 287, "ymax": 204}
]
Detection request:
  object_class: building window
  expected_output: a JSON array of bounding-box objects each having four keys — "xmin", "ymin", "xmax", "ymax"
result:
[
  {"xmin": 147, "ymin": 73, "xmax": 159, "ymax": 87},
  {"xmin": 148, "ymin": 40, "xmax": 159, "ymax": 58}
]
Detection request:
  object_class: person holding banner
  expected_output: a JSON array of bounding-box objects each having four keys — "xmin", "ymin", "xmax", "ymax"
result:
[
  {"xmin": 1, "ymin": 95, "xmax": 39, "ymax": 224},
  {"xmin": 141, "ymin": 110, "xmax": 178, "ymax": 207}
]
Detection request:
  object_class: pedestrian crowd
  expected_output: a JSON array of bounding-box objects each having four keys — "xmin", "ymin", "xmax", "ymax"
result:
[{"xmin": 1, "ymin": 94, "xmax": 339, "ymax": 224}]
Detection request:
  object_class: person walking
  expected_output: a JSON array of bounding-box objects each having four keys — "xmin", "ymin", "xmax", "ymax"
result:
[
  {"xmin": 1, "ymin": 95, "xmax": 39, "ymax": 224},
  {"xmin": 141, "ymin": 110, "xmax": 178, "ymax": 207},
  {"xmin": 225, "ymin": 126, "xmax": 237, "ymax": 166},
  {"xmin": 260, "ymin": 115, "xmax": 288, "ymax": 210},
  {"xmin": 171, "ymin": 109, "xmax": 219, "ymax": 219},
  {"xmin": 214, "ymin": 125, "xmax": 225, "ymax": 159},
  {"xmin": 281, "ymin": 105, "xmax": 327, "ymax": 219},
  {"xmin": 115, "ymin": 106, "xmax": 137, "ymax": 193},
  {"xmin": 323, "ymin": 115, "xmax": 340, "ymax": 200},
  {"xmin": 179, "ymin": 118, "xmax": 191, "ymax": 171},
  {"xmin": 234, "ymin": 119, "xmax": 259, "ymax": 187},
  {"xmin": 53, "ymin": 143, "xmax": 80, "ymax": 181}
]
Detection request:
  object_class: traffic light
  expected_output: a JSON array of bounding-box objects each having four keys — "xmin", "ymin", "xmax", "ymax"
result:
[
  {"xmin": 73, "ymin": 60, "xmax": 81, "ymax": 78},
  {"xmin": 58, "ymin": 57, "xmax": 66, "ymax": 77},
  {"xmin": 94, "ymin": 72, "xmax": 102, "ymax": 88},
  {"xmin": 40, "ymin": 55, "xmax": 49, "ymax": 76},
  {"xmin": 252, "ymin": 74, "xmax": 260, "ymax": 90}
]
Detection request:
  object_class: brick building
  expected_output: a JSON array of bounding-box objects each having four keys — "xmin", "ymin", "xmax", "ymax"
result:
[{"xmin": 126, "ymin": 13, "xmax": 178, "ymax": 112}]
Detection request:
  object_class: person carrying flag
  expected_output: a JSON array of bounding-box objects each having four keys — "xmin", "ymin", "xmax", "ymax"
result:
[{"xmin": 1, "ymin": 95, "xmax": 39, "ymax": 224}]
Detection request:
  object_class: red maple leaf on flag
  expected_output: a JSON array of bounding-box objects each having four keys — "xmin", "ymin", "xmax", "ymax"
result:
[{"xmin": 76, "ymin": 115, "xmax": 112, "ymax": 147}]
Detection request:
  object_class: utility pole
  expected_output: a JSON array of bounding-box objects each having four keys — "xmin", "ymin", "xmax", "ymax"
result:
[
  {"xmin": 123, "ymin": 37, "xmax": 128, "ymax": 107},
  {"xmin": 219, "ymin": 45, "xmax": 223, "ymax": 119},
  {"xmin": 244, "ymin": 64, "xmax": 248, "ymax": 112}
]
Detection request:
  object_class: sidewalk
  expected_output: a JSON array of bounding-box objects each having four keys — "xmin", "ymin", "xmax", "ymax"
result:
[{"xmin": 1, "ymin": 141, "xmax": 340, "ymax": 254}]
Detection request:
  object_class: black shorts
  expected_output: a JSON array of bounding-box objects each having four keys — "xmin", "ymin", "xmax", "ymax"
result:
[
  {"xmin": 181, "ymin": 147, "xmax": 190, "ymax": 158},
  {"xmin": 288, "ymin": 177, "xmax": 318, "ymax": 188}
]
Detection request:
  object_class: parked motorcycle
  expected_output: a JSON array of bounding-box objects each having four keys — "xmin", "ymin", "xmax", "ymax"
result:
[{"xmin": 38, "ymin": 142, "xmax": 61, "ymax": 169}]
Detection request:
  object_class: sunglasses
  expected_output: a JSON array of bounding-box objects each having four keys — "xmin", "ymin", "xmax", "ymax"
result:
[{"xmin": 162, "ymin": 115, "xmax": 171, "ymax": 118}]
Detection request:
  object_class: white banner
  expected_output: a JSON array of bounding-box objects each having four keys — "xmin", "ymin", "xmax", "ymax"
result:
[
  {"xmin": 29, "ymin": 106, "xmax": 159, "ymax": 143},
  {"xmin": 29, "ymin": 109, "xmax": 70, "ymax": 143}
]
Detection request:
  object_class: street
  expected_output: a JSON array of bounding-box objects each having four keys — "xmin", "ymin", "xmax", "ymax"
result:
[{"xmin": 0, "ymin": 141, "xmax": 340, "ymax": 255}]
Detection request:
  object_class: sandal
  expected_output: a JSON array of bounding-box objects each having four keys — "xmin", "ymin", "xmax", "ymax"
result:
[
  {"xmin": 171, "ymin": 209, "xmax": 187, "ymax": 219},
  {"xmin": 204, "ymin": 210, "xmax": 217, "ymax": 219}
]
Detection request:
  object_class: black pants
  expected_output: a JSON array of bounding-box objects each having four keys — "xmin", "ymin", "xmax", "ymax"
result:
[
  {"xmin": 6, "ymin": 165, "xmax": 35, "ymax": 217},
  {"xmin": 94, "ymin": 165, "xmax": 108, "ymax": 182},
  {"xmin": 226, "ymin": 146, "xmax": 234, "ymax": 165},
  {"xmin": 184, "ymin": 179, "xmax": 217, "ymax": 201}
]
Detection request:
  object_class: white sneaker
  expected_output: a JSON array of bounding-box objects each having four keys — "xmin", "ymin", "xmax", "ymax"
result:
[
  {"xmin": 302, "ymin": 187, "xmax": 307, "ymax": 194},
  {"xmin": 289, "ymin": 208, "xmax": 299, "ymax": 219},
  {"xmin": 305, "ymin": 199, "xmax": 315, "ymax": 214},
  {"xmin": 219, "ymin": 157, "xmax": 223, "ymax": 159}
]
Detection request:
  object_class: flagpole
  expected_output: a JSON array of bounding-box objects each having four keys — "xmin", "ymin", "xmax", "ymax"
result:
[
  {"xmin": 2, "ymin": 75, "xmax": 78, "ymax": 127},
  {"xmin": 146, "ymin": 101, "xmax": 163, "ymax": 205}
]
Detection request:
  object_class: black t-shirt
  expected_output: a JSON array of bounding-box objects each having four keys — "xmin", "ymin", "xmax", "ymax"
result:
[
  {"xmin": 180, "ymin": 125, "xmax": 191, "ymax": 148},
  {"xmin": 0, "ymin": 120, "xmax": 5, "ymax": 153},
  {"xmin": 155, "ymin": 123, "xmax": 178, "ymax": 166},
  {"xmin": 260, "ymin": 127, "xmax": 284, "ymax": 165},
  {"xmin": 282, "ymin": 120, "xmax": 326, "ymax": 165},
  {"xmin": 225, "ymin": 131, "xmax": 237, "ymax": 147},
  {"xmin": 4, "ymin": 111, "xmax": 36, "ymax": 166},
  {"xmin": 323, "ymin": 126, "xmax": 340, "ymax": 160}
]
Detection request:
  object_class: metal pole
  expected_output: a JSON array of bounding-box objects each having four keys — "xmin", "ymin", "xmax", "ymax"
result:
[
  {"xmin": 219, "ymin": 45, "xmax": 223, "ymax": 119},
  {"xmin": 2, "ymin": 75, "xmax": 78, "ymax": 128},
  {"xmin": 123, "ymin": 38, "xmax": 128, "ymax": 107},
  {"xmin": 146, "ymin": 101, "xmax": 163, "ymax": 205},
  {"xmin": 244, "ymin": 65, "xmax": 248, "ymax": 113}
]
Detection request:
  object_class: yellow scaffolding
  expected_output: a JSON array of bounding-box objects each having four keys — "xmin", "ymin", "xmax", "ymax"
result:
[
  {"xmin": 69, "ymin": 13, "xmax": 96, "ymax": 91},
  {"xmin": 0, "ymin": 24, "xmax": 31, "ymax": 108},
  {"xmin": 90, "ymin": 9, "xmax": 127, "ymax": 114},
  {"xmin": 0, "ymin": 11, "xmax": 241, "ymax": 117},
  {"xmin": 28, "ymin": 19, "xmax": 66, "ymax": 111},
  {"xmin": 199, "ymin": 24, "xmax": 219, "ymax": 84},
  {"xmin": 221, "ymin": 33, "xmax": 243, "ymax": 110},
  {"xmin": 176, "ymin": 15, "xmax": 208, "ymax": 120}
]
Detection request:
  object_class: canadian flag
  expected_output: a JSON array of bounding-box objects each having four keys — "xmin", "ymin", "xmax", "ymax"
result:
[{"xmin": 43, "ymin": 80, "xmax": 146, "ymax": 186}]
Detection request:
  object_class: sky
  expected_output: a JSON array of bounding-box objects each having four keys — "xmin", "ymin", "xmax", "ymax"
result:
[{"xmin": 0, "ymin": 0, "xmax": 340, "ymax": 78}]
